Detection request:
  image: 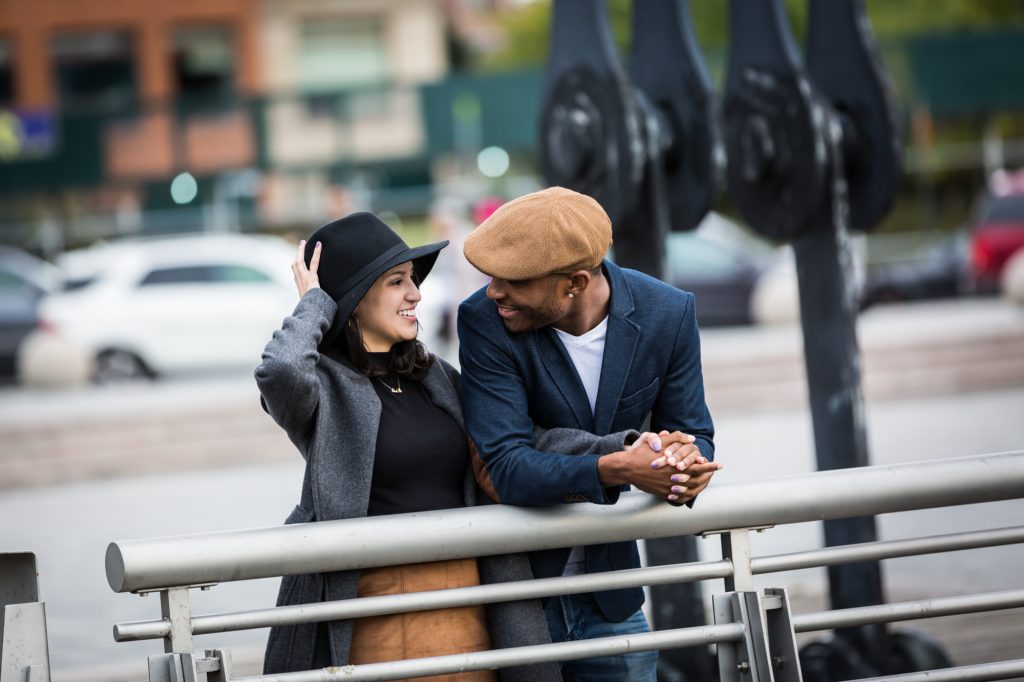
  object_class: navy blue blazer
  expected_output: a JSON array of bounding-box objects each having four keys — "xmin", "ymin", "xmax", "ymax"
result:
[{"xmin": 458, "ymin": 260, "xmax": 715, "ymax": 622}]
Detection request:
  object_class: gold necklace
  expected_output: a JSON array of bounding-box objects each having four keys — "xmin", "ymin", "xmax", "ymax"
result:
[{"xmin": 377, "ymin": 375, "xmax": 402, "ymax": 394}]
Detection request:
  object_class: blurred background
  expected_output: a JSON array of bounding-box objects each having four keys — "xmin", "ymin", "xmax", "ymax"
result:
[{"xmin": 1, "ymin": 1, "xmax": 1023, "ymax": 680}]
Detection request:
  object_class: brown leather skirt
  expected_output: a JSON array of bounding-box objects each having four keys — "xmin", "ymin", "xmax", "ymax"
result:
[{"xmin": 349, "ymin": 558, "xmax": 499, "ymax": 682}]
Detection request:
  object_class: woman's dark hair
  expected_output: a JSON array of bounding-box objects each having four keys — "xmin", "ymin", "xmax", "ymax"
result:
[{"xmin": 339, "ymin": 318, "xmax": 434, "ymax": 379}]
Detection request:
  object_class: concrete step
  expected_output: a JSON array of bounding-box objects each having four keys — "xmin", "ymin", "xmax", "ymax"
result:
[{"xmin": 701, "ymin": 299, "xmax": 1024, "ymax": 414}]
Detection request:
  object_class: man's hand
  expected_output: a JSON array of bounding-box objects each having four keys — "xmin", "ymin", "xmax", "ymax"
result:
[
  {"xmin": 597, "ymin": 443, "xmax": 679, "ymax": 500},
  {"xmin": 292, "ymin": 240, "xmax": 321, "ymax": 297},
  {"xmin": 671, "ymin": 460, "xmax": 719, "ymax": 503},
  {"xmin": 600, "ymin": 430, "xmax": 722, "ymax": 503}
]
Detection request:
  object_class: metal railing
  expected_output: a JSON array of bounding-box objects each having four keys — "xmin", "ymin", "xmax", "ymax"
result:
[{"xmin": 106, "ymin": 451, "xmax": 1024, "ymax": 682}]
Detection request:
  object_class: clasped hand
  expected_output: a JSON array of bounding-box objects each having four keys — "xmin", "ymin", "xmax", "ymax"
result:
[{"xmin": 626, "ymin": 430, "xmax": 722, "ymax": 504}]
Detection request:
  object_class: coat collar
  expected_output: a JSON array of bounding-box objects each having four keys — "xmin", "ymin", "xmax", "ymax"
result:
[
  {"xmin": 421, "ymin": 360, "xmax": 464, "ymax": 429},
  {"xmin": 539, "ymin": 261, "xmax": 640, "ymax": 435},
  {"xmin": 593, "ymin": 262, "xmax": 640, "ymax": 434},
  {"xmin": 538, "ymin": 329, "xmax": 593, "ymax": 430}
]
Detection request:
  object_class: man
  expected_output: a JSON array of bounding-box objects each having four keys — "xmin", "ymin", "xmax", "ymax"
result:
[{"xmin": 457, "ymin": 186, "xmax": 720, "ymax": 681}]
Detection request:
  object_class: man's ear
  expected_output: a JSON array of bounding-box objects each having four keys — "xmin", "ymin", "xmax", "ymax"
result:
[{"xmin": 567, "ymin": 270, "xmax": 592, "ymax": 295}]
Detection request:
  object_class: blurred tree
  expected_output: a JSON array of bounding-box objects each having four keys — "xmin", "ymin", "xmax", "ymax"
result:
[{"xmin": 480, "ymin": 0, "xmax": 1024, "ymax": 71}]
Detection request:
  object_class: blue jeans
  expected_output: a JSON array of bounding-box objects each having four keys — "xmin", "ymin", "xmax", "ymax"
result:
[{"xmin": 543, "ymin": 593, "xmax": 658, "ymax": 681}]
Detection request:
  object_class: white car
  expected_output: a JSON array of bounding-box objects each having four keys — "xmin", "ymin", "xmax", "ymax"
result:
[{"xmin": 33, "ymin": 233, "xmax": 299, "ymax": 383}]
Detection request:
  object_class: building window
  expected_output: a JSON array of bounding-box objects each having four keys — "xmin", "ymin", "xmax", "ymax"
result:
[
  {"xmin": 52, "ymin": 30, "xmax": 136, "ymax": 111},
  {"xmin": 0, "ymin": 38, "xmax": 14, "ymax": 106},
  {"xmin": 297, "ymin": 17, "xmax": 389, "ymax": 93},
  {"xmin": 172, "ymin": 25, "xmax": 235, "ymax": 103}
]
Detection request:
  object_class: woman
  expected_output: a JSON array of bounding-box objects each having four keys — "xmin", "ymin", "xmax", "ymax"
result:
[{"xmin": 256, "ymin": 212, "xmax": 564, "ymax": 681}]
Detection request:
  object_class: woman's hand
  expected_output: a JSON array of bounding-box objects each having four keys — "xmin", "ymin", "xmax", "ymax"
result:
[
  {"xmin": 630, "ymin": 431, "xmax": 700, "ymax": 471},
  {"xmin": 292, "ymin": 240, "xmax": 321, "ymax": 297}
]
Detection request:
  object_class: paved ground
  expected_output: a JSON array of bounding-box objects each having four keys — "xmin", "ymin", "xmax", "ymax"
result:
[
  {"xmin": 2, "ymin": 298, "xmax": 1023, "ymax": 492},
  {"xmin": 1, "ymin": 297, "xmax": 1022, "ymax": 680}
]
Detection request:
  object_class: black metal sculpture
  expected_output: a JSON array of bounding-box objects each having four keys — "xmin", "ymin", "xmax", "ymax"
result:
[
  {"xmin": 722, "ymin": 0, "xmax": 900, "ymax": 675},
  {"xmin": 540, "ymin": 2, "xmax": 720, "ymax": 679},
  {"xmin": 539, "ymin": 0, "xmax": 949, "ymax": 679}
]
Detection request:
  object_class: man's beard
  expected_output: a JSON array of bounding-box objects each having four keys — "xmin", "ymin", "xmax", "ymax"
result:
[{"xmin": 502, "ymin": 289, "xmax": 565, "ymax": 333}]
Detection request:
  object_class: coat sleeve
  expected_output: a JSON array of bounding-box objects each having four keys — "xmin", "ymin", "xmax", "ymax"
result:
[
  {"xmin": 458, "ymin": 299, "xmax": 620, "ymax": 507},
  {"xmin": 254, "ymin": 288, "xmax": 337, "ymax": 448},
  {"xmin": 535, "ymin": 426, "xmax": 640, "ymax": 455},
  {"xmin": 651, "ymin": 293, "xmax": 715, "ymax": 462}
]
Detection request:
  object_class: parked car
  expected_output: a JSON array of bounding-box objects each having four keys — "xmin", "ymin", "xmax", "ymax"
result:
[
  {"xmin": 968, "ymin": 190, "xmax": 1024, "ymax": 293},
  {"xmin": 0, "ymin": 246, "xmax": 61, "ymax": 379},
  {"xmin": 29, "ymin": 233, "xmax": 297, "ymax": 383},
  {"xmin": 862, "ymin": 232, "xmax": 969, "ymax": 307},
  {"xmin": 663, "ymin": 213, "xmax": 784, "ymax": 327}
]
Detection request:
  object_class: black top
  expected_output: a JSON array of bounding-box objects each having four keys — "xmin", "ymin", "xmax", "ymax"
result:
[{"xmin": 366, "ymin": 353, "xmax": 468, "ymax": 516}]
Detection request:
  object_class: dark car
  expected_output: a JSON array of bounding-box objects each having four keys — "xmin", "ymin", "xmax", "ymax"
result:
[
  {"xmin": 862, "ymin": 233, "xmax": 968, "ymax": 307},
  {"xmin": 968, "ymin": 192, "xmax": 1024, "ymax": 293},
  {"xmin": 0, "ymin": 246, "xmax": 60, "ymax": 379},
  {"xmin": 664, "ymin": 219, "xmax": 780, "ymax": 327}
]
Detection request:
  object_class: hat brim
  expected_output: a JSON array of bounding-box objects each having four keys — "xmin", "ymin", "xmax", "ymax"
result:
[{"xmin": 323, "ymin": 239, "xmax": 449, "ymax": 348}]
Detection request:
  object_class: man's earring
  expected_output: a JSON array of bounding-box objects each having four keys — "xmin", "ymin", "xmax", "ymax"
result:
[{"xmin": 568, "ymin": 292, "xmax": 574, "ymax": 299}]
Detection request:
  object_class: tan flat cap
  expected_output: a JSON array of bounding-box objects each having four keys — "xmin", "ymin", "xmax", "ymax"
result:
[{"xmin": 464, "ymin": 186, "xmax": 612, "ymax": 280}]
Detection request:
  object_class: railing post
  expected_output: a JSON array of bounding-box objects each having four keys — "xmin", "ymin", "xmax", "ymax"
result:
[
  {"xmin": 719, "ymin": 528, "xmax": 755, "ymax": 592},
  {"xmin": 713, "ymin": 591, "xmax": 776, "ymax": 682},
  {"xmin": 762, "ymin": 588, "xmax": 802, "ymax": 682},
  {"xmin": 147, "ymin": 653, "xmax": 198, "ymax": 682},
  {"xmin": 1, "ymin": 552, "xmax": 51, "ymax": 682},
  {"xmin": 147, "ymin": 586, "xmax": 231, "ymax": 682},
  {"xmin": 205, "ymin": 649, "xmax": 234, "ymax": 682},
  {"xmin": 146, "ymin": 649, "xmax": 229, "ymax": 682},
  {"xmin": 158, "ymin": 587, "xmax": 193, "ymax": 654}
]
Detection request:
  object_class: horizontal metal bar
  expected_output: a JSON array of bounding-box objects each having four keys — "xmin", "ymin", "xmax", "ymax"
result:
[
  {"xmin": 115, "ymin": 559, "xmax": 734, "ymax": 641},
  {"xmin": 232, "ymin": 623, "xmax": 746, "ymax": 682},
  {"xmin": 752, "ymin": 526, "xmax": 1024, "ymax": 574},
  {"xmin": 854, "ymin": 658, "xmax": 1024, "ymax": 682},
  {"xmin": 793, "ymin": 589, "xmax": 1024, "ymax": 633},
  {"xmin": 106, "ymin": 451, "xmax": 1024, "ymax": 593}
]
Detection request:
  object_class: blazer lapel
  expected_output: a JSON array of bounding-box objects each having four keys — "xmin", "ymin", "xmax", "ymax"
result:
[
  {"xmin": 593, "ymin": 262, "xmax": 640, "ymax": 435},
  {"xmin": 538, "ymin": 328, "xmax": 594, "ymax": 431}
]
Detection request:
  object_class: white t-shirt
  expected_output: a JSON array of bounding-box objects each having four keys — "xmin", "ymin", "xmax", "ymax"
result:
[
  {"xmin": 553, "ymin": 316, "xmax": 608, "ymax": 415},
  {"xmin": 552, "ymin": 316, "xmax": 608, "ymax": 575}
]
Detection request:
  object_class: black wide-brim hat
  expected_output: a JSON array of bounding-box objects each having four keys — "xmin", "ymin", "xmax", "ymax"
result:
[{"xmin": 305, "ymin": 212, "xmax": 448, "ymax": 347}]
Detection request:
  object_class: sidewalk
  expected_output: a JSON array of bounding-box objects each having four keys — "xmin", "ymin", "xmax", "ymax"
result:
[
  {"xmin": 701, "ymin": 297, "xmax": 1024, "ymax": 414},
  {"xmin": 1, "ymin": 298, "xmax": 1022, "ymax": 491},
  {"xmin": 2, "ymin": 298, "xmax": 1021, "ymax": 680}
]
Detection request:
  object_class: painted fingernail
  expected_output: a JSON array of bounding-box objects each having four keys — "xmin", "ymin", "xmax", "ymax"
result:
[
  {"xmin": 670, "ymin": 474, "xmax": 690, "ymax": 483},
  {"xmin": 651, "ymin": 441, "xmax": 661, "ymax": 452},
  {"xmin": 316, "ymin": 241, "xmax": 322, "ymax": 248},
  {"xmin": 667, "ymin": 494, "xmax": 678, "ymax": 501}
]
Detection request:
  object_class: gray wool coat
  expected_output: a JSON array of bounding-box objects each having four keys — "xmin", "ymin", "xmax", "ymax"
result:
[{"xmin": 256, "ymin": 289, "xmax": 634, "ymax": 680}]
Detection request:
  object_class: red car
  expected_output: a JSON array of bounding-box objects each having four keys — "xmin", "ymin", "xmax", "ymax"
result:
[{"xmin": 968, "ymin": 191, "xmax": 1024, "ymax": 293}]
